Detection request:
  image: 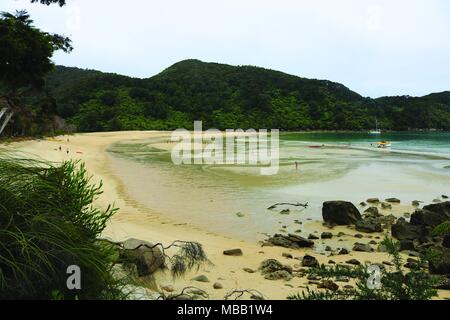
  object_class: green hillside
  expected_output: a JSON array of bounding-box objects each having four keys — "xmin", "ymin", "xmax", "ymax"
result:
[{"xmin": 47, "ymin": 59, "xmax": 450, "ymax": 132}]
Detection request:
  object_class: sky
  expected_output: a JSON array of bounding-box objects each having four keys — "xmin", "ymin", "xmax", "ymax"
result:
[{"xmin": 2, "ymin": 0, "xmax": 450, "ymax": 98}]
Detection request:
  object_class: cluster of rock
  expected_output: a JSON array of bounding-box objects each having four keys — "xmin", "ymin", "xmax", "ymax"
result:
[
  {"xmin": 391, "ymin": 201, "xmax": 450, "ymax": 276},
  {"xmin": 263, "ymin": 233, "xmax": 314, "ymax": 249}
]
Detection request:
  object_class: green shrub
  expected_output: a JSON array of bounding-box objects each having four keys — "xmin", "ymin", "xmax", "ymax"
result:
[
  {"xmin": 288, "ymin": 238, "xmax": 439, "ymax": 300},
  {"xmin": 0, "ymin": 156, "xmax": 125, "ymax": 300}
]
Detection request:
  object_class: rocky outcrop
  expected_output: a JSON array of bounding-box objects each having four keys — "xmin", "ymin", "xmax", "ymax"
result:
[
  {"xmin": 355, "ymin": 219, "xmax": 382, "ymax": 233},
  {"xmin": 259, "ymin": 259, "xmax": 293, "ymax": 281},
  {"xmin": 264, "ymin": 234, "xmax": 314, "ymax": 249},
  {"xmin": 410, "ymin": 202, "xmax": 450, "ymax": 228},
  {"xmin": 119, "ymin": 238, "xmax": 165, "ymax": 277},
  {"xmin": 322, "ymin": 201, "xmax": 362, "ymax": 225},
  {"xmin": 429, "ymin": 248, "xmax": 450, "ymax": 275},
  {"xmin": 302, "ymin": 255, "xmax": 319, "ymax": 268},
  {"xmin": 391, "ymin": 218, "xmax": 423, "ymax": 241}
]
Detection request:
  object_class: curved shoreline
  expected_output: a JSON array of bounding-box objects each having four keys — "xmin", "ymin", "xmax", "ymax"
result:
[{"xmin": 6, "ymin": 131, "xmax": 450, "ymax": 300}]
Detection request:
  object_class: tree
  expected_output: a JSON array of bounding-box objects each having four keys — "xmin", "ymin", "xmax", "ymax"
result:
[{"xmin": 0, "ymin": 1, "xmax": 71, "ymax": 135}]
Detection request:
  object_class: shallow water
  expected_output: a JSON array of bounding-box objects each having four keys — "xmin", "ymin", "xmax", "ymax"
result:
[{"xmin": 107, "ymin": 132, "xmax": 450, "ymax": 242}]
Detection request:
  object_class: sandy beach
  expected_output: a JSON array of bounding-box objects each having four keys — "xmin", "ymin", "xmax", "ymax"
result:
[{"xmin": 5, "ymin": 131, "xmax": 450, "ymax": 300}]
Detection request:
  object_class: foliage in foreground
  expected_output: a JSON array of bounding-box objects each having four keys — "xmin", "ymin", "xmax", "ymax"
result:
[
  {"xmin": 288, "ymin": 238, "xmax": 439, "ymax": 300},
  {"xmin": 0, "ymin": 156, "xmax": 125, "ymax": 300}
]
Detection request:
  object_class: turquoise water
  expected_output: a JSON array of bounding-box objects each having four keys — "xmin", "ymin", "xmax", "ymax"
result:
[
  {"xmin": 107, "ymin": 131, "xmax": 450, "ymax": 241},
  {"xmin": 282, "ymin": 131, "xmax": 450, "ymax": 156}
]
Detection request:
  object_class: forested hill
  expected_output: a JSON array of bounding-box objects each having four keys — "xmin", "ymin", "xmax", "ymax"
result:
[{"xmin": 46, "ymin": 59, "xmax": 450, "ymax": 132}]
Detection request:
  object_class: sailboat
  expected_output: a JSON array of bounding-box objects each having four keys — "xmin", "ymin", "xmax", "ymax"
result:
[{"xmin": 369, "ymin": 118, "xmax": 381, "ymax": 134}]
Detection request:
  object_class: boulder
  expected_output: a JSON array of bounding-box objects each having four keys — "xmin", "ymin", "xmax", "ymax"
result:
[
  {"xmin": 412, "ymin": 200, "xmax": 421, "ymax": 207},
  {"xmin": 119, "ymin": 238, "xmax": 165, "ymax": 277},
  {"xmin": 322, "ymin": 201, "xmax": 362, "ymax": 225},
  {"xmin": 410, "ymin": 209, "xmax": 448, "ymax": 228},
  {"xmin": 259, "ymin": 259, "xmax": 293, "ymax": 281},
  {"xmin": 223, "ymin": 248, "xmax": 243, "ymax": 256},
  {"xmin": 353, "ymin": 242, "xmax": 373, "ymax": 252},
  {"xmin": 385, "ymin": 198, "xmax": 401, "ymax": 203},
  {"xmin": 265, "ymin": 270, "xmax": 293, "ymax": 281},
  {"xmin": 423, "ymin": 201, "xmax": 450, "ymax": 217},
  {"xmin": 346, "ymin": 259, "xmax": 361, "ymax": 265},
  {"xmin": 318, "ymin": 280, "xmax": 339, "ymax": 291},
  {"xmin": 355, "ymin": 219, "xmax": 382, "ymax": 233},
  {"xmin": 213, "ymin": 282, "xmax": 223, "ymax": 289},
  {"xmin": 381, "ymin": 202, "xmax": 392, "ymax": 210},
  {"xmin": 264, "ymin": 234, "xmax": 314, "ymax": 249},
  {"xmin": 364, "ymin": 207, "xmax": 380, "ymax": 217},
  {"xmin": 302, "ymin": 255, "xmax": 319, "ymax": 268},
  {"xmin": 308, "ymin": 234, "xmax": 319, "ymax": 240},
  {"xmin": 391, "ymin": 218, "xmax": 423, "ymax": 241},
  {"xmin": 367, "ymin": 198, "xmax": 380, "ymax": 204},
  {"xmin": 321, "ymin": 232, "xmax": 333, "ymax": 239},
  {"xmin": 338, "ymin": 248, "xmax": 349, "ymax": 255},
  {"xmin": 399, "ymin": 240, "xmax": 416, "ymax": 251},
  {"xmin": 429, "ymin": 248, "xmax": 450, "ymax": 275},
  {"xmin": 191, "ymin": 275, "xmax": 210, "ymax": 283}
]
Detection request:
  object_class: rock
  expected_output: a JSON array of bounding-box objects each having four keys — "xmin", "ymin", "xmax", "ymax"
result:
[
  {"xmin": 367, "ymin": 198, "xmax": 380, "ymax": 204},
  {"xmin": 213, "ymin": 282, "xmax": 223, "ymax": 289},
  {"xmin": 364, "ymin": 207, "xmax": 380, "ymax": 217},
  {"xmin": 354, "ymin": 234, "xmax": 364, "ymax": 239},
  {"xmin": 259, "ymin": 259, "xmax": 292, "ymax": 275},
  {"xmin": 382, "ymin": 261, "xmax": 394, "ymax": 266},
  {"xmin": 264, "ymin": 234, "xmax": 314, "ymax": 249},
  {"xmin": 328, "ymin": 260, "xmax": 336, "ymax": 264},
  {"xmin": 410, "ymin": 210, "xmax": 448, "ymax": 228},
  {"xmin": 385, "ymin": 198, "xmax": 401, "ymax": 204},
  {"xmin": 429, "ymin": 248, "xmax": 450, "ymax": 275},
  {"xmin": 403, "ymin": 212, "xmax": 411, "ymax": 218},
  {"xmin": 337, "ymin": 232, "xmax": 346, "ymax": 237},
  {"xmin": 243, "ymin": 268, "xmax": 256, "ymax": 273},
  {"xmin": 119, "ymin": 238, "xmax": 165, "ymax": 277},
  {"xmin": 443, "ymin": 235, "xmax": 450, "ymax": 249},
  {"xmin": 412, "ymin": 200, "xmax": 421, "ymax": 207},
  {"xmin": 355, "ymin": 219, "xmax": 382, "ymax": 233},
  {"xmin": 322, "ymin": 201, "xmax": 362, "ymax": 225},
  {"xmin": 369, "ymin": 240, "xmax": 377, "ymax": 245},
  {"xmin": 399, "ymin": 240, "xmax": 415, "ymax": 251},
  {"xmin": 318, "ymin": 280, "xmax": 339, "ymax": 291},
  {"xmin": 433, "ymin": 199, "xmax": 441, "ymax": 203},
  {"xmin": 381, "ymin": 202, "xmax": 392, "ymax": 210},
  {"xmin": 353, "ymin": 242, "xmax": 373, "ymax": 252},
  {"xmin": 321, "ymin": 232, "xmax": 333, "ymax": 239},
  {"xmin": 335, "ymin": 276, "xmax": 350, "ymax": 283},
  {"xmin": 280, "ymin": 209, "xmax": 291, "ymax": 215},
  {"xmin": 443, "ymin": 195, "xmax": 449, "ymax": 199},
  {"xmin": 282, "ymin": 253, "xmax": 293, "ymax": 259},
  {"xmin": 307, "ymin": 274, "xmax": 321, "ymax": 281},
  {"xmin": 391, "ymin": 218, "xmax": 423, "ymax": 240},
  {"xmin": 236, "ymin": 212, "xmax": 245, "ymax": 218},
  {"xmin": 302, "ymin": 255, "xmax": 319, "ymax": 268},
  {"xmin": 191, "ymin": 275, "xmax": 210, "ymax": 283},
  {"xmin": 404, "ymin": 262, "xmax": 418, "ymax": 269},
  {"xmin": 308, "ymin": 234, "xmax": 319, "ymax": 240},
  {"xmin": 346, "ymin": 259, "xmax": 361, "ymax": 265},
  {"xmin": 338, "ymin": 248, "xmax": 349, "ymax": 255},
  {"xmin": 264, "ymin": 270, "xmax": 293, "ymax": 281},
  {"xmin": 431, "ymin": 275, "xmax": 450, "ymax": 290},
  {"xmin": 223, "ymin": 248, "xmax": 243, "ymax": 256},
  {"xmin": 325, "ymin": 246, "xmax": 332, "ymax": 251},
  {"xmin": 359, "ymin": 202, "xmax": 367, "ymax": 207},
  {"xmin": 344, "ymin": 285, "xmax": 354, "ymax": 290}
]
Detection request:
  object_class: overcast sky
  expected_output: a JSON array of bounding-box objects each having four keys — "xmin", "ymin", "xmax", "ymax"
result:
[{"xmin": 3, "ymin": 0, "xmax": 450, "ymax": 97}]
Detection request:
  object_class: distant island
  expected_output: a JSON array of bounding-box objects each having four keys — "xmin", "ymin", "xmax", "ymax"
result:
[{"xmin": 4, "ymin": 59, "xmax": 450, "ymax": 136}]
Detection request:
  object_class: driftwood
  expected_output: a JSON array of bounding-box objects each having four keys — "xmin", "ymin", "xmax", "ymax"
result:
[
  {"xmin": 268, "ymin": 202, "xmax": 309, "ymax": 210},
  {"xmin": 224, "ymin": 289, "xmax": 266, "ymax": 300}
]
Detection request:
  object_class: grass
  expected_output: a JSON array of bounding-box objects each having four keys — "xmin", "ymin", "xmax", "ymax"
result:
[{"xmin": 0, "ymin": 154, "xmax": 126, "ymax": 300}]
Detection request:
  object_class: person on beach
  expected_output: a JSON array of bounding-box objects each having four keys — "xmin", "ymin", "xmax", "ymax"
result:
[
  {"xmin": 59, "ymin": 146, "xmax": 62, "ymax": 152},
  {"xmin": 295, "ymin": 161, "xmax": 299, "ymax": 171}
]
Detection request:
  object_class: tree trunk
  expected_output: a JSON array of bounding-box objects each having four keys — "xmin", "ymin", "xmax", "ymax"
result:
[{"xmin": 0, "ymin": 108, "xmax": 14, "ymax": 135}]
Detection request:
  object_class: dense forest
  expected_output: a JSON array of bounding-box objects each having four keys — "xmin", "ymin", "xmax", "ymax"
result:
[{"xmin": 5, "ymin": 59, "xmax": 450, "ymax": 135}]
